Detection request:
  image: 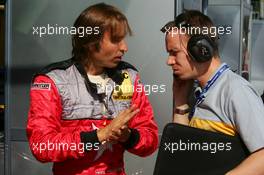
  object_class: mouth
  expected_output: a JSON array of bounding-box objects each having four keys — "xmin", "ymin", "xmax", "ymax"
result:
[
  {"xmin": 113, "ymin": 55, "xmax": 122, "ymax": 61},
  {"xmin": 172, "ymin": 66, "xmax": 180, "ymax": 72},
  {"xmin": 172, "ymin": 66, "xmax": 183, "ymax": 75},
  {"xmin": 173, "ymin": 70, "xmax": 180, "ymax": 75}
]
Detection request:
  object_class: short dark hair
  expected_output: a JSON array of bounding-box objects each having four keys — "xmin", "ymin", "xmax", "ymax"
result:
[
  {"xmin": 72, "ymin": 3, "xmax": 132, "ymax": 64},
  {"xmin": 161, "ymin": 10, "xmax": 219, "ymax": 57}
]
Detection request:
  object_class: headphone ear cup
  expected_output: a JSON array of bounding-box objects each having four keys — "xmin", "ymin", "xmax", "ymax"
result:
[{"xmin": 187, "ymin": 35, "xmax": 214, "ymax": 63}]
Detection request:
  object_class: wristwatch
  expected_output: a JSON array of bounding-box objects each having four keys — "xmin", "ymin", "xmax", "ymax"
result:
[{"xmin": 174, "ymin": 104, "xmax": 190, "ymax": 115}]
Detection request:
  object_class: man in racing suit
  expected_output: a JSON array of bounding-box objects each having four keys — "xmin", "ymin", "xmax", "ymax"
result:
[{"xmin": 27, "ymin": 3, "xmax": 158, "ymax": 175}]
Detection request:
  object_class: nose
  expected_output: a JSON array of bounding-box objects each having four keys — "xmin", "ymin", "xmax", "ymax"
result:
[
  {"xmin": 119, "ymin": 39, "xmax": 128, "ymax": 53},
  {"xmin": 167, "ymin": 55, "xmax": 176, "ymax": 66}
]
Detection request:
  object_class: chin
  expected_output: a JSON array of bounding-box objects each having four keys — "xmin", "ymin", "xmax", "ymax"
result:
[
  {"xmin": 105, "ymin": 62, "xmax": 119, "ymax": 69},
  {"xmin": 182, "ymin": 75, "xmax": 195, "ymax": 80},
  {"xmin": 174, "ymin": 73, "xmax": 190, "ymax": 80}
]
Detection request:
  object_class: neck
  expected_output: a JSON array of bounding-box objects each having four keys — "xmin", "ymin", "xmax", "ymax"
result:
[
  {"xmin": 197, "ymin": 57, "xmax": 222, "ymax": 88},
  {"xmin": 85, "ymin": 59, "xmax": 104, "ymax": 75}
]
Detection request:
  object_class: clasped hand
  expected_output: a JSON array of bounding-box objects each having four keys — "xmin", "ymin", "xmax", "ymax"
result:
[{"xmin": 97, "ymin": 105, "xmax": 139, "ymax": 143}]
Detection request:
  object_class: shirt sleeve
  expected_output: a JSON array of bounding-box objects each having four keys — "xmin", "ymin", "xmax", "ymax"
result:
[
  {"xmin": 228, "ymin": 83, "xmax": 264, "ymax": 153},
  {"xmin": 126, "ymin": 73, "xmax": 159, "ymax": 157}
]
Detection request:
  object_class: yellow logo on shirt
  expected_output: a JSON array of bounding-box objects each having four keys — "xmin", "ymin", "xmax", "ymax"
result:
[{"xmin": 112, "ymin": 71, "xmax": 133, "ymax": 100}]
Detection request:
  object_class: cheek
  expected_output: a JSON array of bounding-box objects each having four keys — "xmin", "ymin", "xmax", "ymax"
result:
[
  {"xmin": 178, "ymin": 53, "xmax": 191, "ymax": 65},
  {"xmin": 181, "ymin": 56, "xmax": 195, "ymax": 72},
  {"xmin": 102, "ymin": 45, "xmax": 118, "ymax": 58}
]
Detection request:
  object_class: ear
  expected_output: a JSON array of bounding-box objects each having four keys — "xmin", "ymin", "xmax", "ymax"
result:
[{"xmin": 84, "ymin": 42, "xmax": 101, "ymax": 53}]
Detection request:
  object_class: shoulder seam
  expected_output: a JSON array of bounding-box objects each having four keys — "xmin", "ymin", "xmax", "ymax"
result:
[{"xmin": 32, "ymin": 58, "xmax": 74, "ymax": 82}]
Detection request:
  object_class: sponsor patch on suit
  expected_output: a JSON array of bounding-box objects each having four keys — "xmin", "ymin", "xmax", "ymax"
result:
[{"xmin": 31, "ymin": 83, "xmax": 51, "ymax": 90}]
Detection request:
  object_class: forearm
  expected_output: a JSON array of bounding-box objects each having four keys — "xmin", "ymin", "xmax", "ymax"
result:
[
  {"xmin": 127, "ymin": 125, "xmax": 158, "ymax": 157},
  {"xmin": 226, "ymin": 148, "xmax": 264, "ymax": 175},
  {"xmin": 28, "ymin": 128, "xmax": 86, "ymax": 162}
]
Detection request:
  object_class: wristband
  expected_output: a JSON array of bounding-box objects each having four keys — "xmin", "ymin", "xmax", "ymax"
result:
[{"xmin": 174, "ymin": 104, "xmax": 190, "ymax": 115}]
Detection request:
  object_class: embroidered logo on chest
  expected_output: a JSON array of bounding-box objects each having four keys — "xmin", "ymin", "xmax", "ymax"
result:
[{"xmin": 112, "ymin": 72, "xmax": 133, "ymax": 100}]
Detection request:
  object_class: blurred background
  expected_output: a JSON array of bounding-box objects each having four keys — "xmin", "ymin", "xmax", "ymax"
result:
[{"xmin": 1, "ymin": 0, "xmax": 264, "ymax": 174}]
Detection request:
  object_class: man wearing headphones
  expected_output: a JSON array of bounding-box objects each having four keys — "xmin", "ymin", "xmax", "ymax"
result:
[{"xmin": 161, "ymin": 10, "xmax": 264, "ymax": 174}]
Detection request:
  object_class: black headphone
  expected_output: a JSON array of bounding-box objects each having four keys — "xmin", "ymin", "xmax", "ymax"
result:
[
  {"xmin": 175, "ymin": 13, "xmax": 217, "ymax": 63},
  {"xmin": 187, "ymin": 34, "xmax": 216, "ymax": 63}
]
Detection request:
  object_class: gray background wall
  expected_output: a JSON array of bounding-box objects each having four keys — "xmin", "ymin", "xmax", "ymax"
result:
[
  {"xmin": 6, "ymin": 0, "xmax": 174, "ymax": 174},
  {"xmin": 251, "ymin": 20, "xmax": 264, "ymax": 95}
]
